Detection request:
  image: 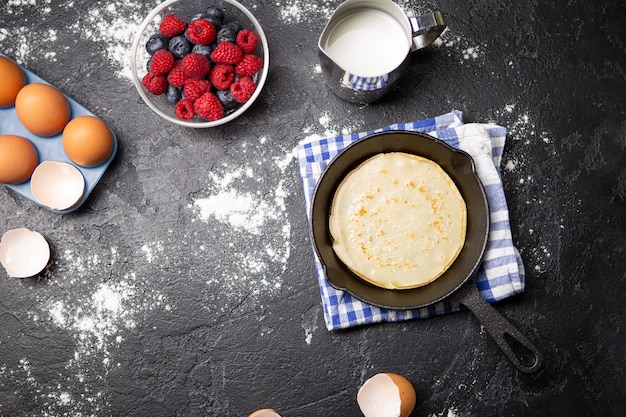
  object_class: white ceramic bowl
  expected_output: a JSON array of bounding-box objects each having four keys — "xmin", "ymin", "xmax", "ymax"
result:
[{"xmin": 130, "ymin": 0, "xmax": 269, "ymax": 128}]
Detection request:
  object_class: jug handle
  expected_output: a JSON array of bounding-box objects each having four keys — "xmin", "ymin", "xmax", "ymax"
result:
[{"xmin": 409, "ymin": 11, "xmax": 446, "ymax": 51}]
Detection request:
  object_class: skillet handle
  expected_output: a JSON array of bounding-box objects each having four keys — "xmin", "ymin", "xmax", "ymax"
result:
[{"xmin": 456, "ymin": 284, "xmax": 544, "ymax": 374}]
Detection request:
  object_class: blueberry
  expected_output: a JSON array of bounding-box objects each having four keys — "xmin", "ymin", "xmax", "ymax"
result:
[
  {"xmin": 166, "ymin": 85, "xmax": 182, "ymax": 103},
  {"xmin": 191, "ymin": 13, "xmax": 205, "ymax": 21},
  {"xmin": 216, "ymin": 89, "xmax": 238, "ymax": 110},
  {"xmin": 192, "ymin": 44, "xmax": 214, "ymax": 58},
  {"xmin": 146, "ymin": 33, "xmax": 167, "ymax": 55},
  {"xmin": 168, "ymin": 35, "xmax": 191, "ymax": 59},
  {"xmin": 146, "ymin": 56, "xmax": 152, "ymax": 72},
  {"xmin": 221, "ymin": 20, "xmax": 243, "ymax": 33},
  {"xmin": 217, "ymin": 26, "xmax": 237, "ymax": 43},
  {"xmin": 205, "ymin": 5, "xmax": 225, "ymax": 23}
]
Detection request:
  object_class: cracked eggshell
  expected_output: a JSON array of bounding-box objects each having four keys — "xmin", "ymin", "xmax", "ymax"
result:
[
  {"xmin": 357, "ymin": 373, "xmax": 416, "ymax": 417},
  {"xmin": 249, "ymin": 409, "xmax": 282, "ymax": 417},
  {"xmin": 0, "ymin": 228, "xmax": 50, "ymax": 278},
  {"xmin": 30, "ymin": 161, "xmax": 85, "ymax": 211}
]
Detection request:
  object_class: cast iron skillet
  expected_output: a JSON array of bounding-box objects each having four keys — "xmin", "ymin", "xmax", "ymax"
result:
[{"xmin": 310, "ymin": 131, "xmax": 543, "ymax": 374}]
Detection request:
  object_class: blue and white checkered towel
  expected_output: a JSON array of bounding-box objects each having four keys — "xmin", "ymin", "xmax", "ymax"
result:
[
  {"xmin": 343, "ymin": 73, "xmax": 389, "ymax": 91},
  {"xmin": 296, "ymin": 110, "xmax": 525, "ymax": 331}
]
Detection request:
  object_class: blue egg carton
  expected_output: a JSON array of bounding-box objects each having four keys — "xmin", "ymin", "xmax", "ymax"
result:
[{"xmin": 0, "ymin": 52, "xmax": 117, "ymax": 214}]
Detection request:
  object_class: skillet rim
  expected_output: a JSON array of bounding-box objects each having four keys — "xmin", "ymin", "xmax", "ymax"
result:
[{"xmin": 310, "ymin": 130, "xmax": 489, "ymax": 310}]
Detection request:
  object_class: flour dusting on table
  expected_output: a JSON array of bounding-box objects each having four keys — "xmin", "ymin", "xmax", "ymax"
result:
[
  {"xmin": 14, "ymin": 247, "xmax": 169, "ymax": 416},
  {"xmin": 0, "ymin": 0, "xmax": 145, "ymax": 79},
  {"xmin": 69, "ymin": 1, "xmax": 145, "ymax": 80},
  {"xmin": 278, "ymin": 0, "xmax": 334, "ymax": 24},
  {"xmin": 491, "ymin": 103, "xmax": 554, "ymax": 171},
  {"xmin": 433, "ymin": 28, "xmax": 486, "ymax": 65},
  {"xmin": 190, "ymin": 137, "xmax": 294, "ymax": 308},
  {"xmin": 490, "ymin": 104, "xmax": 558, "ymax": 277},
  {"xmin": 302, "ymin": 110, "xmax": 362, "ymax": 141},
  {"xmin": 429, "ymin": 408, "xmax": 460, "ymax": 417}
]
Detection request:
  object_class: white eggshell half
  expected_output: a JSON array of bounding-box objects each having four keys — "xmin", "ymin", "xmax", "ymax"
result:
[
  {"xmin": 0, "ymin": 228, "xmax": 50, "ymax": 278},
  {"xmin": 357, "ymin": 373, "xmax": 403, "ymax": 417},
  {"xmin": 249, "ymin": 409, "xmax": 282, "ymax": 417},
  {"xmin": 31, "ymin": 161, "xmax": 85, "ymax": 210}
]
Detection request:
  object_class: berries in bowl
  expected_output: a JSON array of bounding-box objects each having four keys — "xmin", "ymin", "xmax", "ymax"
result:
[{"xmin": 130, "ymin": 0, "xmax": 269, "ymax": 128}]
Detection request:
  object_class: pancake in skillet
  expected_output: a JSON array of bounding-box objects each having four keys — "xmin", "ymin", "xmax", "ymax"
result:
[{"xmin": 329, "ymin": 152, "xmax": 467, "ymax": 289}]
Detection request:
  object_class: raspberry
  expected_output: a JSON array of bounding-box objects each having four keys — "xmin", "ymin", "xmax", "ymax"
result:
[
  {"xmin": 175, "ymin": 98, "xmax": 195, "ymax": 120},
  {"xmin": 194, "ymin": 92, "xmax": 224, "ymax": 121},
  {"xmin": 181, "ymin": 53, "xmax": 210, "ymax": 79},
  {"xmin": 235, "ymin": 54, "xmax": 263, "ymax": 77},
  {"xmin": 236, "ymin": 29, "xmax": 258, "ymax": 54},
  {"xmin": 183, "ymin": 78, "xmax": 211, "ymax": 102},
  {"xmin": 167, "ymin": 65, "xmax": 187, "ymax": 88},
  {"xmin": 209, "ymin": 64, "xmax": 235, "ymax": 90},
  {"xmin": 230, "ymin": 76, "xmax": 256, "ymax": 103},
  {"xmin": 148, "ymin": 49, "xmax": 174, "ymax": 75},
  {"xmin": 159, "ymin": 14, "xmax": 187, "ymax": 38},
  {"xmin": 186, "ymin": 18, "xmax": 216, "ymax": 45},
  {"xmin": 210, "ymin": 41, "xmax": 243, "ymax": 64},
  {"xmin": 142, "ymin": 72, "xmax": 168, "ymax": 95}
]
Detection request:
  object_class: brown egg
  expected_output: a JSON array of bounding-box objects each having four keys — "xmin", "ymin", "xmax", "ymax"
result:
[
  {"xmin": 0, "ymin": 134, "xmax": 39, "ymax": 184},
  {"xmin": 357, "ymin": 373, "xmax": 417, "ymax": 417},
  {"xmin": 0, "ymin": 56, "xmax": 26, "ymax": 108},
  {"xmin": 249, "ymin": 409, "xmax": 282, "ymax": 417},
  {"xmin": 15, "ymin": 83, "xmax": 71, "ymax": 136},
  {"xmin": 62, "ymin": 115, "xmax": 114, "ymax": 167}
]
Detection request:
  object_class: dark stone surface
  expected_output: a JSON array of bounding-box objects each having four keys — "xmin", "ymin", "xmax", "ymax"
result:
[{"xmin": 0, "ymin": 1, "xmax": 624, "ymax": 416}]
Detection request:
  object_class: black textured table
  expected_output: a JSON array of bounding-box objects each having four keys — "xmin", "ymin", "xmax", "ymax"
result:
[{"xmin": 1, "ymin": 1, "xmax": 624, "ymax": 416}]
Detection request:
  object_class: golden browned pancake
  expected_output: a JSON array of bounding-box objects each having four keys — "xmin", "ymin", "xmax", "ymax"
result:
[{"xmin": 329, "ymin": 152, "xmax": 466, "ymax": 289}]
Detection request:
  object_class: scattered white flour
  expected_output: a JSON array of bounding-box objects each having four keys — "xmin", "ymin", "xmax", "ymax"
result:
[
  {"xmin": 429, "ymin": 408, "xmax": 460, "ymax": 417},
  {"xmin": 10, "ymin": 246, "xmax": 170, "ymax": 415},
  {"xmin": 462, "ymin": 46, "xmax": 480, "ymax": 60},
  {"xmin": 4, "ymin": 0, "xmax": 52, "ymax": 14},
  {"xmin": 301, "ymin": 110, "xmax": 362, "ymax": 143},
  {"xmin": 503, "ymin": 158, "xmax": 517, "ymax": 172},
  {"xmin": 301, "ymin": 306, "xmax": 320, "ymax": 345},
  {"xmin": 490, "ymin": 103, "xmax": 553, "ymax": 146},
  {"xmin": 433, "ymin": 28, "xmax": 486, "ymax": 64},
  {"xmin": 68, "ymin": 1, "xmax": 145, "ymax": 80},
  {"xmin": 189, "ymin": 136, "xmax": 294, "ymax": 307},
  {"xmin": 489, "ymin": 104, "xmax": 559, "ymax": 276},
  {"xmin": 489, "ymin": 104, "xmax": 554, "ymax": 196},
  {"xmin": 141, "ymin": 241, "xmax": 164, "ymax": 263},
  {"xmin": 0, "ymin": 0, "xmax": 145, "ymax": 79},
  {"xmin": 278, "ymin": 0, "xmax": 335, "ymax": 24}
]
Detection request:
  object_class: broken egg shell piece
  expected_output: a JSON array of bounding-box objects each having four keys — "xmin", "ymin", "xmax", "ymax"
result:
[
  {"xmin": 249, "ymin": 409, "xmax": 282, "ymax": 417},
  {"xmin": 0, "ymin": 228, "xmax": 50, "ymax": 278},
  {"xmin": 30, "ymin": 161, "xmax": 85, "ymax": 211},
  {"xmin": 357, "ymin": 373, "xmax": 417, "ymax": 417}
]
